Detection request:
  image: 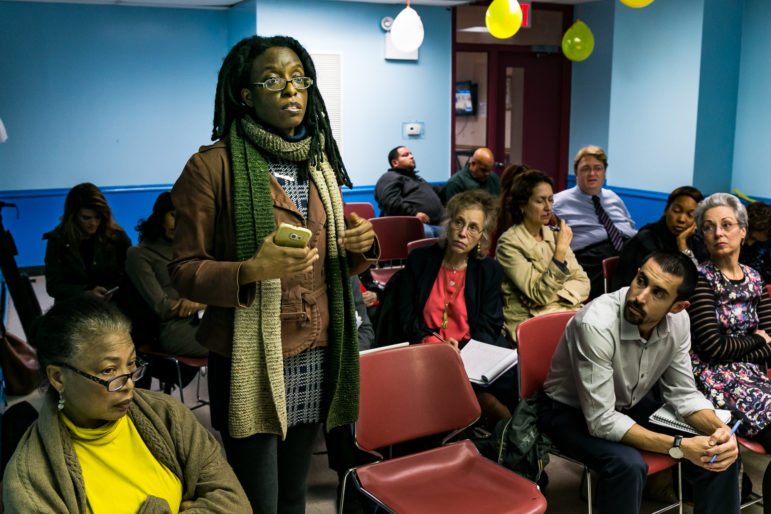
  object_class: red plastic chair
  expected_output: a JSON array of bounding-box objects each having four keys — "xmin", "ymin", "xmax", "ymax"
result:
[
  {"xmin": 368, "ymin": 216, "xmax": 425, "ymax": 285},
  {"xmin": 602, "ymin": 255, "xmax": 620, "ymax": 293},
  {"xmin": 516, "ymin": 311, "xmax": 682, "ymax": 514},
  {"xmin": 407, "ymin": 237, "xmax": 438, "ymax": 254},
  {"xmin": 341, "ymin": 344, "xmax": 547, "ymax": 514},
  {"xmin": 343, "ymin": 202, "xmax": 375, "ymax": 220},
  {"xmin": 736, "ymin": 437, "xmax": 767, "ymax": 508},
  {"xmin": 136, "ymin": 344, "xmax": 208, "ymax": 410}
]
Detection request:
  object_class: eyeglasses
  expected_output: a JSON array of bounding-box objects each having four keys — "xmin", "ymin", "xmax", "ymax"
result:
[
  {"xmin": 59, "ymin": 360, "xmax": 147, "ymax": 392},
  {"xmin": 252, "ymin": 77, "xmax": 314, "ymax": 92},
  {"xmin": 701, "ymin": 221, "xmax": 741, "ymax": 235},
  {"xmin": 578, "ymin": 165, "xmax": 605, "ymax": 174},
  {"xmin": 451, "ymin": 218, "xmax": 482, "ymax": 236}
]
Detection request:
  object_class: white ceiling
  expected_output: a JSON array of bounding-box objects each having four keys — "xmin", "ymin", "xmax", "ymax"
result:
[{"xmin": 5, "ymin": 0, "xmax": 590, "ymax": 11}]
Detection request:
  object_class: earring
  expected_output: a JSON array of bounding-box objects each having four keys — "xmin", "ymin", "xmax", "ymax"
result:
[
  {"xmin": 58, "ymin": 393, "xmax": 65, "ymax": 411},
  {"xmin": 477, "ymin": 242, "xmax": 482, "ymax": 253}
]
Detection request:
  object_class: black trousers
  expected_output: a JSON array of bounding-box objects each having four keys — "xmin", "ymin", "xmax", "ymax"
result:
[
  {"xmin": 538, "ymin": 396, "xmax": 741, "ymax": 514},
  {"xmin": 209, "ymin": 351, "xmax": 320, "ymax": 514}
]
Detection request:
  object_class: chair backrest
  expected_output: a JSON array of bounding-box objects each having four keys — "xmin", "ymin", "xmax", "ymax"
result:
[
  {"xmin": 369, "ymin": 216, "xmax": 426, "ymax": 261},
  {"xmin": 602, "ymin": 255, "xmax": 620, "ymax": 293},
  {"xmin": 516, "ymin": 311, "xmax": 575, "ymax": 399},
  {"xmin": 356, "ymin": 344, "xmax": 480, "ymax": 452},
  {"xmin": 344, "ymin": 202, "xmax": 376, "ymax": 220},
  {"xmin": 407, "ymin": 237, "xmax": 439, "ymax": 254}
]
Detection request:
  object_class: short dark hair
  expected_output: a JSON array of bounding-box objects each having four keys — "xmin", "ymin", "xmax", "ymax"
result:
[
  {"xmin": 747, "ymin": 201, "xmax": 771, "ymax": 238},
  {"xmin": 33, "ymin": 297, "xmax": 131, "ymax": 372},
  {"xmin": 388, "ymin": 146, "xmax": 405, "ymax": 167},
  {"xmin": 135, "ymin": 192, "xmax": 173, "ymax": 243},
  {"xmin": 640, "ymin": 251, "xmax": 698, "ymax": 301},
  {"xmin": 664, "ymin": 186, "xmax": 704, "ymax": 210},
  {"xmin": 509, "ymin": 170, "xmax": 553, "ymax": 226}
]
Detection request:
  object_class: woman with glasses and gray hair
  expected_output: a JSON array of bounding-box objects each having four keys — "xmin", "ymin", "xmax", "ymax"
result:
[
  {"xmin": 2, "ymin": 297, "xmax": 249, "ymax": 512},
  {"xmin": 688, "ymin": 192, "xmax": 771, "ymax": 508},
  {"xmin": 398, "ymin": 190, "xmax": 513, "ymax": 425},
  {"xmin": 496, "ymin": 170, "xmax": 590, "ymax": 343}
]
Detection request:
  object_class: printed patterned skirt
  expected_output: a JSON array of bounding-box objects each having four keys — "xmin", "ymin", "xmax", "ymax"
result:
[{"xmin": 691, "ymin": 351, "xmax": 771, "ymax": 438}]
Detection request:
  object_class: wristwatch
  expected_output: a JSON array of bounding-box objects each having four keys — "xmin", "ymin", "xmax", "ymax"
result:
[
  {"xmin": 682, "ymin": 248, "xmax": 695, "ymax": 259},
  {"xmin": 668, "ymin": 435, "xmax": 684, "ymax": 459}
]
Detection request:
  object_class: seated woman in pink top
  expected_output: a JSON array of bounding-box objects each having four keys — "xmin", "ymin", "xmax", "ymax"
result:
[{"xmin": 398, "ymin": 190, "xmax": 510, "ymax": 424}]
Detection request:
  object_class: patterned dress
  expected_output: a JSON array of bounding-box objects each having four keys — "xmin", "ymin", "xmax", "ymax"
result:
[{"xmin": 690, "ymin": 262, "xmax": 771, "ymax": 437}]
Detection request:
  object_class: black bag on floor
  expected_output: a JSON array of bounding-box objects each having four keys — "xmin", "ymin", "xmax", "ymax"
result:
[{"xmin": 474, "ymin": 396, "xmax": 552, "ymax": 482}]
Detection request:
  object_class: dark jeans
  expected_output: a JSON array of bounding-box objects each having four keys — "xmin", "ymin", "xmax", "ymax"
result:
[
  {"xmin": 221, "ymin": 423, "xmax": 320, "ymax": 514},
  {"xmin": 209, "ymin": 351, "xmax": 320, "ymax": 514},
  {"xmin": 574, "ymin": 240, "xmax": 619, "ymax": 299},
  {"xmin": 538, "ymin": 396, "xmax": 741, "ymax": 514}
]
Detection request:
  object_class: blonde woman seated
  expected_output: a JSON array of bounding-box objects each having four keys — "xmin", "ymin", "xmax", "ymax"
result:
[
  {"xmin": 496, "ymin": 170, "xmax": 590, "ymax": 342},
  {"xmin": 3, "ymin": 297, "xmax": 250, "ymax": 513}
]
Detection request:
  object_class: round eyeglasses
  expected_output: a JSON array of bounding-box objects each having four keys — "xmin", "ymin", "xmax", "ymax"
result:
[
  {"xmin": 252, "ymin": 76, "xmax": 314, "ymax": 92},
  {"xmin": 59, "ymin": 360, "xmax": 147, "ymax": 392}
]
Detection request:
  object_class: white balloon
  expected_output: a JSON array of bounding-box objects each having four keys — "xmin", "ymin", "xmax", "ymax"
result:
[{"xmin": 390, "ymin": 6, "xmax": 425, "ymax": 53}]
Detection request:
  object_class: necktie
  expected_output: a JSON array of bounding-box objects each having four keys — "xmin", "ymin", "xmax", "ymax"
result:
[{"xmin": 592, "ymin": 195, "xmax": 624, "ymax": 252}]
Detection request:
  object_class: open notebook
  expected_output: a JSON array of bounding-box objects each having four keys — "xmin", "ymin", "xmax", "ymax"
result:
[
  {"xmin": 460, "ymin": 339, "xmax": 518, "ymax": 385},
  {"xmin": 649, "ymin": 404, "xmax": 732, "ymax": 435}
]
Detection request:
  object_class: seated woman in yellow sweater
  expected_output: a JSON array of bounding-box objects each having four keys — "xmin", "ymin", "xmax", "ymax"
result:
[
  {"xmin": 496, "ymin": 170, "xmax": 590, "ymax": 342},
  {"xmin": 3, "ymin": 297, "xmax": 250, "ymax": 513}
]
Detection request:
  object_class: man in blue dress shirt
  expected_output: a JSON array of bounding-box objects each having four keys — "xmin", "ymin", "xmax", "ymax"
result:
[{"xmin": 553, "ymin": 145, "xmax": 636, "ymax": 298}]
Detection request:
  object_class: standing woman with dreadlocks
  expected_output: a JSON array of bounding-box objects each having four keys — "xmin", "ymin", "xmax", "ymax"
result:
[{"xmin": 169, "ymin": 35, "xmax": 377, "ymax": 513}]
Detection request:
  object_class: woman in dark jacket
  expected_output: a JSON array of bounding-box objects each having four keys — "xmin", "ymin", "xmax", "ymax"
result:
[
  {"xmin": 399, "ymin": 190, "xmax": 511, "ymax": 425},
  {"xmin": 44, "ymin": 182, "xmax": 130, "ymax": 303},
  {"xmin": 611, "ymin": 186, "xmax": 706, "ymax": 291}
]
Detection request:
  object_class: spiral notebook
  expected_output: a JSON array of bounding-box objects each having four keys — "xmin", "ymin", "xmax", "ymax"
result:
[{"xmin": 649, "ymin": 404, "xmax": 732, "ymax": 435}]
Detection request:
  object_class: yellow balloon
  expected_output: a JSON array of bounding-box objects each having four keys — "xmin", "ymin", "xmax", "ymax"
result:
[
  {"xmin": 619, "ymin": 0, "xmax": 654, "ymax": 7},
  {"xmin": 561, "ymin": 20, "xmax": 595, "ymax": 62},
  {"xmin": 485, "ymin": 0, "xmax": 523, "ymax": 39}
]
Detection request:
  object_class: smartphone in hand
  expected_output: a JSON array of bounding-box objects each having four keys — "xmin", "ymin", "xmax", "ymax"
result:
[{"xmin": 274, "ymin": 223, "xmax": 312, "ymax": 248}]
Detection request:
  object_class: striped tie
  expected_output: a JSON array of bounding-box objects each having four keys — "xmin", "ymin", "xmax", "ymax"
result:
[{"xmin": 592, "ymin": 195, "xmax": 624, "ymax": 252}]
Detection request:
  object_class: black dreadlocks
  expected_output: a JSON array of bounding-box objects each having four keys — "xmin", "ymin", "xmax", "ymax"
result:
[{"xmin": 212, "ymin": 35, "xmax": 351, "ymax": 187}]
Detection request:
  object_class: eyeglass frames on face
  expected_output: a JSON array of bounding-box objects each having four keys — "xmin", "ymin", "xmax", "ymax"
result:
[
  {"xmin": 701, "ymin": 221, "xmax": 741, "ymax": 235},
  {"xmin": 451, "ymin": 218, "xmax": 482, "ymax": 236},
  {"xmin": 59, "ymin": 360, "xmax": 147, "ymax": 392},
  {"xmin": 252, "ymin": 77, "xmax": 314, "ymax": 92}
]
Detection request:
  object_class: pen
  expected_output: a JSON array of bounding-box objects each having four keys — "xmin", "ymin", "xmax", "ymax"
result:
[
  {"xmin": 709, "ymin": 419, "xmax": 741, "ymax": 464},
  {"xmin": 431, "ymin": 331, "xmax": 445, "ymax": 343}
]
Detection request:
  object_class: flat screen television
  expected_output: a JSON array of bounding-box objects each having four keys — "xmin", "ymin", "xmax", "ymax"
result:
[{"xmin": 455, "ymin": 81, "xmax": 478, "ymax": 117}]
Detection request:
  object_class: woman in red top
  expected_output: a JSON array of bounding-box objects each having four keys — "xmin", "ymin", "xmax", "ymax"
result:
[{"xmin": 398, "ymin": 190, "xmax": 511, "ymax": 424}]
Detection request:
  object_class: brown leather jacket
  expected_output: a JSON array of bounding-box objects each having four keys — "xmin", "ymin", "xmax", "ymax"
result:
[{"xmin": 169, "ymin": 140, "xmax": 374, "ymax": 358}]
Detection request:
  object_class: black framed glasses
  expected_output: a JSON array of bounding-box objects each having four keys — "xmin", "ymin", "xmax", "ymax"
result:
[
  {"xmin": 59, "ymin": 360, "xmax": 147, "ymax": 392},
  {"xmin": 252, "ymin": 76, "xmax": 313, "ymax": 92}
]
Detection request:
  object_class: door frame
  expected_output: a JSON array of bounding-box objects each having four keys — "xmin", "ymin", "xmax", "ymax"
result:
[{"xmin": 451, "ymin": 3, "xmax": 573, "ymax": 191}]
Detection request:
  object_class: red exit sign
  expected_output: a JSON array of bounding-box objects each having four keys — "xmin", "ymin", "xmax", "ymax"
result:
[{"xmin": 522, "ymin": 2, "xmax": 531, "ymax": 28}]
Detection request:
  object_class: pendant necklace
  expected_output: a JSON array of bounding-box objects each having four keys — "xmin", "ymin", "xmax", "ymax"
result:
[{"xmin": 441, "ymin": 265, "xmax": 466, "ymax": 329}]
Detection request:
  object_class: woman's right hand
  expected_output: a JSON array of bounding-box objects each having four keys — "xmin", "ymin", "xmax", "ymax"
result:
[
  {"xmin": 171, "ymin": 298, "xmax": 206, "ymax": 318},
  {"xmin": 756, "ymin": 329, "xmax": 771, "ymax": 344},
  {"xmin": 553, "ymin": 219, "xmax": 573, "ymax": 263},
  {"xmin": 87, "ymin": 286, "xmax": 109, "ymax": 301},
  {"xmin": 238, "ymin": 232, "xmax": 319, "ymax": 284}
]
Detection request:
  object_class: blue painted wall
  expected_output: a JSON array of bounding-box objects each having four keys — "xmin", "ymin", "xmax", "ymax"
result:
[
  {"xmin": 732, "ymin": 0, "xmax": 771, "ymax": 200},
  {"xmin": 692, "ymin": 0, "xmax": 743, "ymax": 195},
  {"xmin": 567, "ymin": 0, "xmax": 615, "ymax": 174},
  {"xmin": 0, "ymin": 1, "xmax": 227, "ymax": 191},
  {"xmin": 607, "ymin": 0, "xmax": 704, "ymax": 192},
  {"xmin": 256, "ymin": 0, "xmax": 452, "ymax": 186}
]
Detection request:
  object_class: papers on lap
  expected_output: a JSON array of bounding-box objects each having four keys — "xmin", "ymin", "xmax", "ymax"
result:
[
  {"xmin": 460, "ymin": 339, "xmax": 518, "ymax": 385},
  {"xmin": 649, "ymin": 404, "xmax": 732, "ymax": 435}
]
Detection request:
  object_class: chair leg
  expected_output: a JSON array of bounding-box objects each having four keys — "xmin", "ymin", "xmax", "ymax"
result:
[
  {"xmin": 586, "ymin": 466, "xmax": 593, "ymax": 514},
  {"xmin": 338, "ymin": 469, "xmax": 352, "ymax": 514},
  {"xmin": 174, "ymin": 360, "xmax": 185, "ymax": 404}
]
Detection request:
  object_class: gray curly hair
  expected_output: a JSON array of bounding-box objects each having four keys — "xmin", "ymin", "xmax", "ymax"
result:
[{"xmin": 693, "ymin": 193, "xmax": 747, "ymax": 231}]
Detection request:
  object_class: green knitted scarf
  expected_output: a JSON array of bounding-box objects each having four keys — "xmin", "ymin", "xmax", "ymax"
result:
[{"xmin": 229, "ymin": 117, "xmax": 359, "ymax": 439}]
